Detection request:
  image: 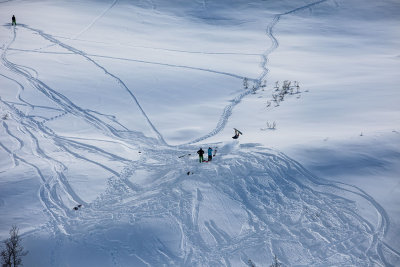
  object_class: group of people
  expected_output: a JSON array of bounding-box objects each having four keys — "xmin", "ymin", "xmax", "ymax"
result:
[
  {"xmin": 197, "ymin": 147, "xmax": 213, "ymax": 163},
  {"xmin": 196, "ymin": 129, "xmax": 242, "ymax": 163}
]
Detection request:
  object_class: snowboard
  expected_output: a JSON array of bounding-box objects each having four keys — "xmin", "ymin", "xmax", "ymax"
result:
[
  {"xmin": 233, "ymin": 128, "xmax": 243, "ymax": 135},
  {"xmin": 213, "ymin": 147, "xmax": 217, "ymax": 157}
]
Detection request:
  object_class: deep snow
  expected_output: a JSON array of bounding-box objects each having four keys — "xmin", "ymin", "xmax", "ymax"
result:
[{"xmin": 0, "ymin": 0, "xmax": 399, "ymax": 266}]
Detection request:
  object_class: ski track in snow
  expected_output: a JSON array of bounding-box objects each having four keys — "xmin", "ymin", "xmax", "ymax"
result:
[
  {"xmin": 1, "ymin": 0, "xmax": 399, "ymax": 265},
  {"xmin": 183, "ymin": 0, "xmax": 330, "ymax": 145},
  {"xmin": 50, "ymin": 146, "xmax": 395, "ymax": 266},
  {"xmin": 6, "ymin": 45, "xmax": 260, "ymax": 56},
  {"xmin": 2, "ymin": 26, "xmax": 165, "ymax": 144},
  {"xmin": 20, "ymin": 24, "xmax": 167, "ymax": 145},
  {"xmin": 1, "ymin": 47, "xmax": 252, "ymax": 81},
  {"xmin": 0, "ymin": 72, "xmax": 34, "ymax": 109},
  {"xmin": 72, "ymin": 0, "xmax": 119, "ymax": 40},
  {"xmin": 89, "ymin": 53, "xmax": 248, "ymax": 81},
  {"xmin": 0, "ymin": 26, "xmax": 143, "ymax": 236}
]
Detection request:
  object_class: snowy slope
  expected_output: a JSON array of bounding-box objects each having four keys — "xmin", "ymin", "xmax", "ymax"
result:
[{"xmin": 0, "ymin": 0, "xmax": 399, "ymax": 266}]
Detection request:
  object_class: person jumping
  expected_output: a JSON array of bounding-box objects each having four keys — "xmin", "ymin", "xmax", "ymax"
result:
[{"xmin": 232, "ymin": 128, "xmax": 242, "ymax": 139}]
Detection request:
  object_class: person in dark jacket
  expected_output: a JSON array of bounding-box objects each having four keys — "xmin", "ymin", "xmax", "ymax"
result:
[
  {"xmin": 232, "ymin": 128, "xmax": 242, "ymax": 139},
  {"xmin": 207, "ymin": 147, "xmax": 213, "ymax": 161},
  {"xmin": 12, "ymin": 15, "xmax": 16, "ymax": 26},
  {"xmin": 197, "ymin": 148, "xmax": 204, "ymax": 163}
]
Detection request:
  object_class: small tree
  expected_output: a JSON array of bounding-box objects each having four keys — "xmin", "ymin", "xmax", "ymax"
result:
[
  {"xmin": 247, "ymin": 259, "xmax": 256, "ymax": 267},
  {"xmin": 274, "ymin": 81, "xmax": 279, "ymax": 91},
  {"xmin": 1, "ymin": 225, "xmax": 28, "ymax": 267},
  {"xmin": 270, "ymin": 254, "xmax": 281, "ymax": 267},
  {"xmin": 294, "ymin": 81, "xmax": 300, "ymax": 93},
  {"xmin": 261, "ymin": 80, "xmax": 267, "ymax": 88},
  {"xmin": 243, "ymin": 78, "xmax": 248, "ymax": 89},
  {"xmin": 266, "ymin": 121, "xmax": 276, "ymax": 130},
  {"xmin": 252, "ymin": 85, "xmax": 257, "ymax": 94}
]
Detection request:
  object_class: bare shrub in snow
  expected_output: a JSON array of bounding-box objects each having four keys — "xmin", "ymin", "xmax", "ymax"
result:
[
  {"xmin": 266, "ymin": 121, "xmax": 276, "ymax": 130},
  {"xmin": 274, "ymin": 81, "xmax": 279, "ymax": 91},
  {"xmin": 270, "ymin": 254, "xmax": 282, "ymax": 267},
  {"xmin": 261, "ymin": 80, "xmax": 267, "ymax": 89},
  {"xmin": 270, "ymin": 80, "xmax": 302, "ymax": 104},
  {"xmin": 243, "ymin": 77, "xmax": 248, "ymax": 89},
  {"xmin": 282, "ymin": 80, "xmax": 291, "ymax": 94},
  {"xmin": 1, "ymin": 225, "xmax": 28, "ymax": 267},
  {"xmin": 261, "ymin": 121, "xmax": 277, "ymax": 131},
  {"xmin": 294, "ymin": 81, "xmax": 300, "ymax": 93}
]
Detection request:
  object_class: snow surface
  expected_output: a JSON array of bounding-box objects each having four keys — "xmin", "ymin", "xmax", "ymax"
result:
[{"xmin": 0, "ymin": 0, "xmax": 399, "ymax": 266}]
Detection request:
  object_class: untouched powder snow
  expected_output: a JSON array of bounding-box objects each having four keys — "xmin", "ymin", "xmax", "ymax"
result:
[{"xmin": 0, "ymin": 0, "xmax": 399, "ymax": 266}]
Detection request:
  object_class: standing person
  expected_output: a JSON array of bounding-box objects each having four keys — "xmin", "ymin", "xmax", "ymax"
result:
[
  {"xmin": 197, "ymin": 148, "xmax": 204, "ymax": 163},
  {"xmin": 207, "ymin": 147, "xmax": 213, "ymax": 161},
  {"xmin": 12, "ymin": 15, "xmax": 16, "ymax": 26}
]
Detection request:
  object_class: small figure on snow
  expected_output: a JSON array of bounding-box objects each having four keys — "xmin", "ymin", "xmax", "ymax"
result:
[
  {"xmin": 232, "ymin": 128, "xmax": 242, "ymax": 139},
  {"xmin": 197, "ymin": 148, "xmax": 204, "ymax": 163},
  {"xmin": 207, "ymin": 147, "xmax": 213, "ymax": 161},
  {"xmin": 12, "ymin": 15, "xmax": 16, "ymax": 26},
  {"xmin": 73, "ymin": 204, "xmax": 82, "ymax": 210}
]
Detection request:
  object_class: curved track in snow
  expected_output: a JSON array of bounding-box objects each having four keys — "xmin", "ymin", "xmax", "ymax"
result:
[
  {"xmin": 3, "ymin": 25, "xmax": 167, "ymax": 145},
  {"xmin": 183, "ymin": 0, "xmax": 331, "ymax": 145},
  {"xmin": 33, "ymin": 144, "xmax": 395, "ymax": 266},
  {"xmin": 23, "ymin": 24, "xmax": 167, "ymax": 145},
  {"xmin": 72, "ymin": 0, "xmax": 119, "ymax": 39},
  {"xmin": 0, "ymin": 26, "xmax": 140, "ymax": 235},
  {"xmin": 0, "ymin": 1, "xmax": 398, "ymax": 265},
  {"xmin": 2, "ymin": 47, "xmax": 250, "ymax": 81}
]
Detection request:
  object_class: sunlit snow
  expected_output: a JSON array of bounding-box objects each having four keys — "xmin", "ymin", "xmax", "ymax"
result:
[{"xmin": 0, "ymin": 0, "xmax": 399, "ymax": 266}]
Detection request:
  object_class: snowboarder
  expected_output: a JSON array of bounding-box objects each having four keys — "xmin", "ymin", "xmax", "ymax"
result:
[
  {"xmin": 232, "ymin": 128, "xmax": 242, "ymax": 139},
  {"xmin": 207, "ymin": 147, "xmax": 213, "ymax": 161},
  {"xmin": 12, "ymin": 15, "xmax": 16, "ymax": 26},
  {"xmin": 197, "ymin": 148, "xmax": 204, "ymax": 163}
]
